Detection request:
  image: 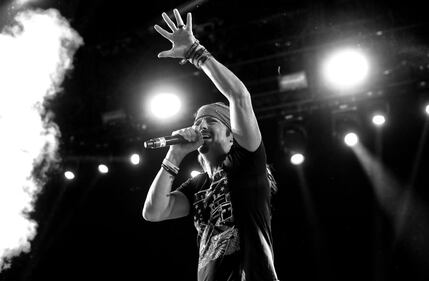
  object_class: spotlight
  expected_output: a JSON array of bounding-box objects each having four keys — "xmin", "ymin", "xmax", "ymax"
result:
[
  {"xmin": 191, "ymin": 170, "xmax": 202, "ymax": 178},
  {"xmin": 148, "ymin": 92, "xmax": 182, "ymax": 119},
  {"xmin": 290, "ymin": 153, "xmax": 305, "ymax": 165},
  {"xmin": 425, "ymin": 103, "xmax": 429, "ymax": 116},
  {"xmin": 98, "ymin": 164, "xmax": 109, "ymax": 174},
  {"xmin": 130, "ymin": 153, "xmax": 140, "ymax": 165},
  {"xmin": 332, "ymin": 106, "xmax": 362, "ymax": 146},
  {"xmin": 64, "ymin": 171, "xmax": 75, "ymax": 180},
  {"xmin": 367, "ymin": 101, "xmax": 389, "ymax": 127},
  {"xmin": 372, "ymin": 114, "xmax": 386, "ymax": 126},
  {"xmin": 279, "ymin": 116, "xmax": 307, "ymax": 165},
  {"xmin": 322, "ymin": 48, "xmax": 369, "ymax": 91},
  {"xmin": 344, "ymin": 132, "xmax": 359, "ymax": 147}
]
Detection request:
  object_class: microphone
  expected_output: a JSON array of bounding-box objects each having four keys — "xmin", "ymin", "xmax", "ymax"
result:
[{"xmin": 144, "ymin": 135, "xmax": 188, "ymax": 149}]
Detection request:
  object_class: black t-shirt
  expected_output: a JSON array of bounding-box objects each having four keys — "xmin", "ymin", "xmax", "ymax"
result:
[{"xmin": 177, "ymin": 142, "xmax": 278, "ymax": 281}]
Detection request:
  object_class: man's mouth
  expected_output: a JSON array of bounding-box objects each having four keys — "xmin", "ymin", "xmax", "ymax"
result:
[{"xmin": 201, "ymin": 132, "xmax": 211, "ymax": 140}]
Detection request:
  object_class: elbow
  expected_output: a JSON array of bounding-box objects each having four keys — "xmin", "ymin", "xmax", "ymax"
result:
[
  {"xmin": 232, "ymin": 81, "xmax": 249, "ymax": 97},
  {"xmin": 230, "ymin": 91, "xmax": 252, "ymax": 110},
  {"xmin": 229, "ymin": 85, "xmax": 251, "ymax": 103},
  {"xmin": 223, "ymin": 81, "xmax": 248, "ymax": 101},
  {"xmin": 142, "ymin": 205, "xmax": 163, "ymax": 222}
]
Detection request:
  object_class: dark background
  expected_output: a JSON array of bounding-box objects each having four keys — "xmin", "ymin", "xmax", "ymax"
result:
[{"xmin": 1, "ymin": 0, "xmax": 429, "ymax": 280}]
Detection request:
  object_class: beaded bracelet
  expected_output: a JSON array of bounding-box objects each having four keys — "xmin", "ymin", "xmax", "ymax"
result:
[
  {"xmin": 179, "ymin": 41, "xmax": 212, "ymax": 69},
  {"xmin": 195, "ymin": 49, "xmax": 212, "ymax": 69},
  {"xmin": 179, "ymin": 40, "xmax": 200, "ymax": 65},
  {"xmin": 190, "ymin": 47, "xmax": 206, "ymax": 65}
]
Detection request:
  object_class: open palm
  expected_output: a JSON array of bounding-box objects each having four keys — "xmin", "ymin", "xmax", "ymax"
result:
[{"xmin": 154, "ymin": 9, "xmax": 197, "ymax": 59}]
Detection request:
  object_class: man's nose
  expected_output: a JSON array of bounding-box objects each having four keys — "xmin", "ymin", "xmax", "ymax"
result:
[{"xmin": 197, "ymin": 119, "xmax": 208, "ymax": 130}]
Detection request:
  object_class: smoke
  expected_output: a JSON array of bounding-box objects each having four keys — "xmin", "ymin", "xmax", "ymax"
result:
[{"xmin": 0, "ymin": 8, "xmax": 83, "ymax": 271}]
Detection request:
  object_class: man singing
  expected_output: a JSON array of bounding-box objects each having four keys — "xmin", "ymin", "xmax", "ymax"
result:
[{"xmin": 143, "ymin": 9, "xmax": 279, "ymax": 281}]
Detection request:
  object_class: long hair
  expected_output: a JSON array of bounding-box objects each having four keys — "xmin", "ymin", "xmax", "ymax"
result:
[{"xmin": 266, "ymin": 164, "xmax": 278, "ymax": 195}]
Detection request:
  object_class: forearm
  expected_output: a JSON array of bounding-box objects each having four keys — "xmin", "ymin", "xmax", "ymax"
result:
[
  {"xmin": 201, "ymin": 56, "xmax": 249, "ymax": 102},
  {"xmin": 200, "ymin": 52, "xmax": 262, "ymax": 151},
  {"xmin": 142, "ymin": 152, "xmax": 184, "ymax": 221},
  {"xmin": 143, "ymin": 168, "xmax": 174, "ymax": 221}
]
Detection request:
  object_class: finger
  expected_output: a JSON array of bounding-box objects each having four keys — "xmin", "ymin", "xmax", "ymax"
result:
[
  {"xmin": 186, "ymin": 13, "xmax": 192, "ymax": 31},
  {"xmin": 162, "ymin": 12, "xmax": 177, "ymax": 31},
  {"xmin": 158, "ymin": 50, "xmax": 174, "ymax": 58},
  {"xmin": 195, "ymin": 129, "xmax": 203, "ymax": 141},
  {"xmin": 154, "ymin": 25, "xmax": 172, "ymax": 40},
  {"xmin": 172, "ymin": 129, "xmax": 190, "ymax": 141},
  {"xmin": 180, "ymin": 129, "xmax": 193, "ymax": 142},
  {"xmin": 189, "ymin": 128, "xmax": 200, "ymax": 142},
  {"xmin": 173, "ymin": 9, "xmax": 185, "ymax": 27}
]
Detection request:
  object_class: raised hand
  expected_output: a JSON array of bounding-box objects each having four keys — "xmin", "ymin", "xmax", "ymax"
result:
[{"xmin": 154, "ymin": 9, "xmax": 196, "ymax": 59}]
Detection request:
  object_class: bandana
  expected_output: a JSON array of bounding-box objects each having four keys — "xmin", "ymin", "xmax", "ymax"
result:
[{"xmin": 194, "ymin": 102, "xmax": 231, "ymax": 131}]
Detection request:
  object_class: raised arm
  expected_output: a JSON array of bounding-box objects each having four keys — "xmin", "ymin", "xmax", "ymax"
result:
[
  {"xmin": 201, "ymin": 58, "xmax": 261, "ymax": 151},
  {"xmin": 154, "ymin": 9, "xmax": 261, "ymax": 152}
]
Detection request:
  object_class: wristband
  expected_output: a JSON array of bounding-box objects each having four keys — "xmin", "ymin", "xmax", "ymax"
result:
[
  {"xmin": 161, "ymin": 163, "xmax": 178, "ymax": 177},
  {"xmin": 195, "ymin": 49, "xmax": 212, "ymax": 69},
  {"xmin": 162, "ymin": 158, "xmax": 179, "ymax": 175},
  {"xmin": 179, "ymin": 40, "xmax": 200, "ymax": 65}
]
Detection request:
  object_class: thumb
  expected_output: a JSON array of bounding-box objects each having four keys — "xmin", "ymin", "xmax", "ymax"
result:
[{"xmin": 157, "ymin": 50, "xmax": 174, "ymax": 58}]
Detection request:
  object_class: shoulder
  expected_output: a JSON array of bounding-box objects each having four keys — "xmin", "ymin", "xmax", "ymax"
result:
[
  {"xmin": 223, "ymin": 141, "xmax": 266, "ymax": 171},
  {"xmin": 230, "ymin": 140, "xmax": 266, "ymax": 158}
]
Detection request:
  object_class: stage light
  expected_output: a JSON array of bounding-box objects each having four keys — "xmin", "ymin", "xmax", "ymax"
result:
[
  {"xmin": 149, "ymin": 92, "xmax": 181, "ymax": 119},
  {"xmin": 130, "ymin": 153, "xmax": 140, "ymax": 165},
  {"xmin": 372, "ymin": 114, "xmax": 386, "ymax": 126},
  {"xmin": 322, "ymin": 48, "xmax": 369, "ymax": 91},
  {"xmin": 64, "ymin": 171, "xmax": 75, "ymax": 180},
  {"xmin": 425, "ymin": 104, "xmax": 429, "ymax": 115},
  {"xmin": 278, "ymin": 71, "xmax": 308, "ymax": 91},
  {"xmin": 191, "ymin": 170, "xmax": 202, "ymax": 178},
  {"xmin": 279, "ymin": 116, "xmax": 307, "ymax": 165},
  {"xmin": 98, "ymin": 164, "xmax": 109, "ymax": 174},
  {"xmin": 290, "ymin": 153, "xmax": 305, "ymax": 165},
  {"xmin": 366, "ymin": 101, "xmax": 389, "ymax": 127},
  {"xmin": 344, "ymin": 132, "xmax": 359, "ymax": 147},
  {"xmin": 332, "ymin": 106, "xmax": 363, "ymax": 146},
  {"xmin": 101, "ymin": 109, "xmax": 127, "ymax": 126}
]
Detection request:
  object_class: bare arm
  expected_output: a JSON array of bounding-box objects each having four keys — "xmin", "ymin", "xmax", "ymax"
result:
[
  {"xmin": 142, "ymin": 151, "xmax": 189, "ymax": 222},
  {"xmin": 142, "ymin": 127, "xmax": 203, "ymax": 222},
  {"xmin": 201, "ymin": 58, "xmax": 261, "ymax": 152}
]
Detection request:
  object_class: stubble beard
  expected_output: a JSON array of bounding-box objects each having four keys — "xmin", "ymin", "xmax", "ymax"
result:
[{"xmin": 199, "ymin": 143, "xmax": 209, "ymax": 154}]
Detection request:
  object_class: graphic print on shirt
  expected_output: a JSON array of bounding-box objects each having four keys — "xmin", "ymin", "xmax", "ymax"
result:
[{"xmin": 192, "ymin": 169, "xmax": 240, "ymax": 271}]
